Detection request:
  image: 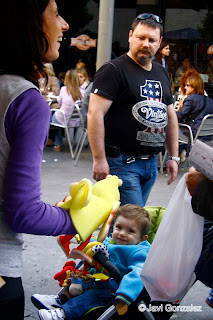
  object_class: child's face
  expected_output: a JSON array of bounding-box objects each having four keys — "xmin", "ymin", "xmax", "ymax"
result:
[{"xmin": 112, "ymin": 215, "xmax": 143, "ymax": 245}]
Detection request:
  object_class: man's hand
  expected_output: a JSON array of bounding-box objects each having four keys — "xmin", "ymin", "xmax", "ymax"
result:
[
  {"xmin": 87, "ymin": 93, "xmax": 113, "ymax": 181},
  {"xmin": 186, "ymin": 167, "xmax": 206, "ymax": 196},
  {"xmin": 166, "ymin": 160, "xmax": 178, "ymax": 185},
  {"xmin": 93, "ymin": 158, "xmax": 110, "ymax": 181},
  {"xmin": 116, "ymin": 300, "xmax": 128, "ymax": 316}
]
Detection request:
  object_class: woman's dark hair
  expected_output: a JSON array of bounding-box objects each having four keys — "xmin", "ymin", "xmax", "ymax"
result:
[
  {"xmin": 155, "ymin": 41, "xmax": 169, "ymax": 63},
  {"xmin": 0, "ymin": 0, "xmax": 50, "ymax": 86}
]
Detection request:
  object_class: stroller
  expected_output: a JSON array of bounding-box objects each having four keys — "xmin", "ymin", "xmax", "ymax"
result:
[
  {"xmin": 32, "ymin": 206, "xmax": 176, "ymax": 320},
  {"xmin": 32, "ymin": 207, "xmax": 213, "ymax": 320}
]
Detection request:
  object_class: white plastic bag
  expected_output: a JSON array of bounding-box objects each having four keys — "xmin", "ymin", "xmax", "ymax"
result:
[{"xmin": 141, "ymin": 174, "xmax": 204, "ymax": 302}]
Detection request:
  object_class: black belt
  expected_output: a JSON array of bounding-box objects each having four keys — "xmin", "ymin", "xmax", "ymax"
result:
[{"xmin": 126, "ymin": 155, "xmax": 154, "ymax": 163}]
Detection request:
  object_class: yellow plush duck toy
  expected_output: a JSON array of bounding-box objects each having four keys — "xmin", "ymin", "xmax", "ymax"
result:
[{"xmin": 57, "ymin": 175, "xmax": 122, "ymax": 258}]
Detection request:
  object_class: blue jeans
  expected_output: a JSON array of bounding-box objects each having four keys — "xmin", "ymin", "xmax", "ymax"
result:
[
  {"xmin": 107, "ymin": 153, "xmax": 158, "ymax": 235},
  {"xmin": 60, "ymin": 288, "xmax": 114, "ymax": 320},
  {"xmin": 51, "ymin": 113, "xmax": 63, "ymax": 146},
  {"xmin": 107, "ymin": 153, "xmax": 158, "ymax": 207}
]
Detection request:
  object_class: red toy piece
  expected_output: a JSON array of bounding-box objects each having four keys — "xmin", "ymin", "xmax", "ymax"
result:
[{"xmin": 54, "ymin": 261, "xmax": 77, "ymax": 287}]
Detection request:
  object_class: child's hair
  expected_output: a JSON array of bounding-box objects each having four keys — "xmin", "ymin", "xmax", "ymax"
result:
[{"xmin": 113, "ymin": 204, "xmax": 151, "ymax": 237}]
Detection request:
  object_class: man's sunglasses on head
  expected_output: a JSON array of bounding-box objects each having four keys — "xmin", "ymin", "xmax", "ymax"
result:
[{"xmin": 135, "ymin": 13, "xmax": 162, "ymax": 24}]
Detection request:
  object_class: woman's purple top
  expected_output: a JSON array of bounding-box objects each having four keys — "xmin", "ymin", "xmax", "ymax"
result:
[{"xmin": 4, "ymin": 89, "xmax": 76, "ymax": 236}]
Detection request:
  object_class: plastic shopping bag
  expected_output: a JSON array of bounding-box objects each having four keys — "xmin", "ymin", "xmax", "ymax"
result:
[{"xmin": 141, "ymin": 174, "xmax": 204, "ymax": 302}]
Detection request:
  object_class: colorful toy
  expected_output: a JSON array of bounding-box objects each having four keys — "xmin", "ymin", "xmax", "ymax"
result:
[
  {"xmin": 54, "ymin": 261, "xmax": 78, "ymax": 287},
  {"xmin": 54, "ymin": 253, "xmax": 110, "ymax": 289},
  {"xmin": 57, "ymin": 175, "xmax": 122, "ymax": 258}
]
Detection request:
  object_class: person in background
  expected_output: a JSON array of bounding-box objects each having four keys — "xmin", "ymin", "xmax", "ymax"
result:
[
  {"xmin": 186, "ymin": 167, "xmax": 213, "ymax": 309},
  {"xmin": 87, "ymin": 13, "xmax": 179, "ymax": 213},
  {"xmin": 75, "ymin": 58, "xmax": 87, "ymax": 69},
  {"xmin": 76, "ymin": 67, "xmax": 90, "ymax": 89},
  {"xmin": 0, "ymin": 1, "xmax": 77, "ymax": 319},
  {"xmin": 39, "ymin": 63, "xmax": 60, "ymax": 97},
  {"xmin": 174, "ymin": 58, "xmax": 191, "ymax": 89},
  {"xmin": 176, "ymin": 75, "xmax": 213, "ymax": 161},
  {"xmin": 177, "ymin": 68, "xmax": 203, "ymax": 111},
  {"xmin": 76, "ymin": 58, "xmax": 94, "ymax": 81},
  {"xmin": 176, "ymin": 75, "xmax": 213, "ymax": 137},
  {"xmin": 81, "ymin": 81, "xmax": 93, "ymax": 127},
  {"xmin": 51, "ymin": 69, "xmax": 85, "ymax": 152},
  {"xmin": 154, "ymin": 41, "xmax": 170, "ymax": 71},
  {"xmin": 206, "ymin": 56, "xmax": 213, "ymax": 86},
  {"xmin": 58, "ymin": 71, "xmax": 66, "ymax": 88}
]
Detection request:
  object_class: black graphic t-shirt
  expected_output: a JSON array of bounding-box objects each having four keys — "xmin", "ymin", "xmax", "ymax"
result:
[{"xmin": 91, "ymin": 54, "xmax": 173, "ymax": 156}]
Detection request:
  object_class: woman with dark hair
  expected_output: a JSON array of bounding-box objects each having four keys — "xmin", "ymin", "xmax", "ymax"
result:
[
  {"xmin": 154, "ymin": 41, "xmax": 170, "ymax": 71},
  {"xmin": 0, "ymin": 1, "xmax": 77, "ymax": 319}
]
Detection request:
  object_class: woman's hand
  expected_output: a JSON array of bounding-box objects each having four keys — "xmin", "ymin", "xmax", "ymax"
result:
[{"xmin": 177, "ymin": 99, "xmax": 183, "ymax": 111}]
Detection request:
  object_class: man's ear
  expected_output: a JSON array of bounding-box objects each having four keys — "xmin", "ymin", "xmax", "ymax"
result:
[
  {"xmin": 128, "ymin": 30, "xmax": 133, "ymax": 43},
  {"xmin": 140, "ymin": 234, "xmax": 148, "ymax": 242},
  {"xmin": 158, "ymin": 36, "xmax": 163, "ymax": 49}
]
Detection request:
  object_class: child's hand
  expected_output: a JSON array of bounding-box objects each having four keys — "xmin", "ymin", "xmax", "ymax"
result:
[{"xmin": 116, "ymin": 300, "xmax": 128, "ymax": 315}]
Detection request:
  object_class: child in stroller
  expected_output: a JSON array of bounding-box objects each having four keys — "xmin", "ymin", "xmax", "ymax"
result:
[{"xmin": 32, "ymin": 204, "xmax": 151, "ymax": 320}]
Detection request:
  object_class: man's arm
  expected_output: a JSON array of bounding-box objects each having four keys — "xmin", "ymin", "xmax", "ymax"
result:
[
  {"xmin": 186, "ymin": 167, "xmax": 213, "ymax": 221},
  {"xmin": 87, "ymin": 93, "xmax": 113, "ymax": 181},
  {"xmin": 165, "ymin": 104, "xmax": 179, "ymax": 185}
]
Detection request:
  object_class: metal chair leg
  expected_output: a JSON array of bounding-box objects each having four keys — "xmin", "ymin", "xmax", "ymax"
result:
[
  {"xmin": 65, "ymin": 127, "xmax": 74, "ymax": 158},
  {"xmin": 74, "ymin": 130, "xmax": 88, "ymax": 166}
]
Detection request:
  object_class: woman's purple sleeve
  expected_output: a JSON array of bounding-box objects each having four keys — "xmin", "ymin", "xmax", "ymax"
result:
[{"xmin": 4, "ymin": 89, "xmax": 76, "ymax": 236}]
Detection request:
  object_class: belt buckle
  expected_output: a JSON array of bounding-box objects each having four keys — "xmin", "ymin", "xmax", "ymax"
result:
[{"xmin": 126, "ymin": 156, "xmax": 135, "ymax": 164}]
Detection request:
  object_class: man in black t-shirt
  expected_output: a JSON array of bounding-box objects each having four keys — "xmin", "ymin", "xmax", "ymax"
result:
[{"xmin": 87, "ymin": 14, "xmax": 179, "ymax": 209}]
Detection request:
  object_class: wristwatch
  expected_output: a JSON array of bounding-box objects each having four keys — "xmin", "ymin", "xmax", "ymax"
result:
[{"xmin": 168, "ymin": 156, "xmax": 180, "ymax": 164}]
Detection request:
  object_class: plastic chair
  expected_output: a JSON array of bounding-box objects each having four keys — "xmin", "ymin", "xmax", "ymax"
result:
[{"xmin": 50, "ymin": 100, "xmax": 88, "ymax": 165}]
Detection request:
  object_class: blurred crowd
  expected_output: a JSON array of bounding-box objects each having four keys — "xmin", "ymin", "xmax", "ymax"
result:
[{"xmin": 39, "ymin": 59, "xmax": 92, "ymax": 152}]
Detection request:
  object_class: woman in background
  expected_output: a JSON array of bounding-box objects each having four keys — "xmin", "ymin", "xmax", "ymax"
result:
[
  {"xmin": 176, "ymin": 75, "xmax": 213, "ymax": 160},
  {"xmin": 174, "ymin": 58, "xmax": 192, "ymax": 89},
  {"xmin": 177, "ymin": 68, "xmax": 203, "ymax": 111},
  {"xmin": 154, "ymin": 41, "xmax": 170, "ymax": 71},
  {"xmin": 51, "ymin": 69, "xmax": 85, "ymax": 151},
  {"xmin": 76, "ymin": 67, "xmax": 90, "ymax": 89},
  {"xmin": 39, "ymin": 63, "xmax": 60, "ymax": 97},
  {"xmin": 176, "ymin": 75, "xmax": 213, "ymax": 137}
]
